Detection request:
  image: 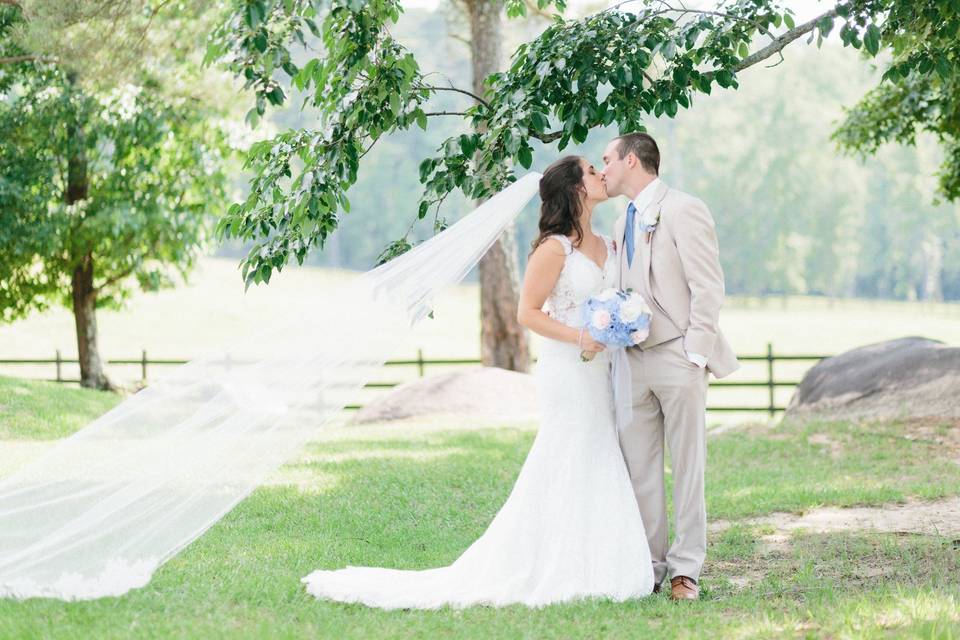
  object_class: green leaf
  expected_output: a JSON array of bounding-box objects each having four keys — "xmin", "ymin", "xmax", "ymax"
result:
[
  {"xmin": 936, "ymin": 55, "xmax": 951, "ymax": 80},
  {"xmin": 518, "ymin": 145, "xmax": 533, "ymax": 169},
  {"xmin": 715, "ymin": 70, "xmax": 734, "ymax": 88},
  {"xmin": 784, "ymin": 13, "xmax": 795, "ymax": 29},
  {"xmin": 530, "ymin": 111, "xmax": 549, "ymax": 132},
  {"xmin": 864, "ymin": 24, "xmax": 881, "ymax": 56},
  {"xmin": 267, "ymin": 86, "xmax": 285, "ymax": 106},
  {"xmin": 459, "ymin": 134, "xmax": 475, "ymax": 156},
  {"xmin": 572, "ymin": 123, "xmax": 588, "ymax": 143},
  {"xmin": 738, "ymin": 42, "xmax": 749, "ymax": 59}
]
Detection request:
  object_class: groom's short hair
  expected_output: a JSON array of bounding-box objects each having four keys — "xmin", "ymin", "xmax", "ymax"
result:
[{"xmin": 614, "ymin": 133, "xmax": 659, "ymax": 175}]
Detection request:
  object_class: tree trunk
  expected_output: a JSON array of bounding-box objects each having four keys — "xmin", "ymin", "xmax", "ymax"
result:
[
  {"xmin": 65, "ymin": 84, "xmax": 111, "ymax": 390},
  {"xmin": 922, "ymin": 233, "xmax": 944, "ymax": 302},
  {"xmin": 71, "ymin": 253, "xmax": 111, "ymax": 390},
  {"xmin": 467, "ymin": 0, "xmax": 530, "ymax": 372}
]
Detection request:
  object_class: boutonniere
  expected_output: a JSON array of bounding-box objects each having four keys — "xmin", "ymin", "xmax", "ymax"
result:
[{"xmin": 639, "ymin": 207, "xmax": 661, "ymax": 244}]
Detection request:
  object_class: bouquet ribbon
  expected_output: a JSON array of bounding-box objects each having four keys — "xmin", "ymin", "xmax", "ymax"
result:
[{"xmin": 610, "ymin": 346, "xmax": 634, "ymax": 432}]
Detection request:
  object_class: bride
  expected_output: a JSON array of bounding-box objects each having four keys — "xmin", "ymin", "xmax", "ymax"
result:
[{"xmin": 301, "ymin": 156, "xmax": 655, "ymax": 609}]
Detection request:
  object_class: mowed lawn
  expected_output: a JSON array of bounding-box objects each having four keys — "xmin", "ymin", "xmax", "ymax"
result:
[
  {"xmin": 1, "ymin": 376, "xmax": 959, "ymax": 639},
  {"xmin": 1, "ymin": 256, "xmax": 959, "ymax": 423}
]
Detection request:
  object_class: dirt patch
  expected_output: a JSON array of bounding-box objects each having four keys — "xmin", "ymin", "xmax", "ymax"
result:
[
  {"xmin": 712, "ymin": 496, "xmax": 960, "ymax": 539},
  {"xmin": 899, "ymin": 417, "xmax": 960, "ymax": 465},
  {"xmin": 806, "ymin": 432, "xmax": 843, "ymax": 459},
  {"xmin": 351, "ymin": 367, "xmax": 539, "ymax": 426}
]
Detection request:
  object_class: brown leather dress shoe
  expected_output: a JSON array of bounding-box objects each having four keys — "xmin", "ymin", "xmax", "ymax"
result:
[{"xmin": 670, "ymin": 575, "xmax": 699, "ymax": 601}]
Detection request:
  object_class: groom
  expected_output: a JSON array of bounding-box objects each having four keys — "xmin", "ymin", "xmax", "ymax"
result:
[{"xmin": 601, "ymin": 133, "xmax": 739, "ymax": 601}]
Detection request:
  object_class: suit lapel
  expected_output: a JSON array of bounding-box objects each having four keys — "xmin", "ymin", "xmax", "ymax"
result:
[
  {"xmin": 640, "ymin": 182, "xmax": 670, "ymax": 309},
  {"xmin": 617, "ymin": 181, "xmax": 670, "ymax": 294}
]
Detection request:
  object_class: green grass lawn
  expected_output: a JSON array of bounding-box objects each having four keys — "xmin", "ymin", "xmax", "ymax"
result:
[{"xmin": 1, "ymin": 377, "xmax": 959, "ymax": 638}]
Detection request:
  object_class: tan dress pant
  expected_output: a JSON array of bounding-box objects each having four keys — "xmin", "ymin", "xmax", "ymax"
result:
[{"xmin": 619, "ymin": 336, "xmax": 708, "ymax": 584}]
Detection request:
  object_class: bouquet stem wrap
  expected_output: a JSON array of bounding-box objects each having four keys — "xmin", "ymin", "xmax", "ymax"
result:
[{"xmin": 610, "ymin": 348, "xmax": 634, "ymax": 433}]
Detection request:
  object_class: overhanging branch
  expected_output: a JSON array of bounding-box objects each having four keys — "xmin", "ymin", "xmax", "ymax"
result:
[
  {"xmin": 733, "ymin": 7, "xmax": 839, "ymax": 72},
  {"xmin": 415, "ymin": 84, "xmax": 491, "ymax": 109},
  {"xmin": 528, "ymin": 5, "xmax": 841, "ymax": 144}
]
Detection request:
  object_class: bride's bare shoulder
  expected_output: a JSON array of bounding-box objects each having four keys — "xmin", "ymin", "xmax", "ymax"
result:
[{"xmin": 532, "ymin": 236, "xmax": 571, "ymax": 259}]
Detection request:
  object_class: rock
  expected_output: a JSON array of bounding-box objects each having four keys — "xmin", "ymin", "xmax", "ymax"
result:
[
  {"xmin": 351, "ymin": 366, "xmax": 539, "ymax": 425},
  {"xmin": 786, "ymin": 336, "xmax": 960, "ymax": 422}
]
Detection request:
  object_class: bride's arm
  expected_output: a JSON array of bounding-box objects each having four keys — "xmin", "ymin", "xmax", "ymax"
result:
[{"xmin": 516, "ymin": 239, "xmax": 602, "ymax": 351}]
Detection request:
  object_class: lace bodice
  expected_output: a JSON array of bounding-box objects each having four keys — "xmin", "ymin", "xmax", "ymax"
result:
[{"xmin": 543, "ymin": 234, "xmax": 618, "ymax": 327}]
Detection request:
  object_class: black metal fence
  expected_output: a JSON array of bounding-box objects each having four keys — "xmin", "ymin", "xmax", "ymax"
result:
[{"xmin": 0, "ymin": 343, "xmax": 827, "ymax": 416}]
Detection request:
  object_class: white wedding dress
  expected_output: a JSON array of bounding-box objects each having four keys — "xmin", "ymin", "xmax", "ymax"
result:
[{"xmin": 301, "ymin": 233, "xmax": 655, "ymax": 609}]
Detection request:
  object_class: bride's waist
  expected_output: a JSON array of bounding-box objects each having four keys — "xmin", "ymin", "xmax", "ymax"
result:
[{"xmin": 537, "ymin": 337, "xmax": 611, "ymax": 362}]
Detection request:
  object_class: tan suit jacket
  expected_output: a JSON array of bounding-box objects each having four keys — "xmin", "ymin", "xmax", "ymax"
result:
[{"xmin": 614, "ymin": 182, "xmax": 739, "ymax": 379}]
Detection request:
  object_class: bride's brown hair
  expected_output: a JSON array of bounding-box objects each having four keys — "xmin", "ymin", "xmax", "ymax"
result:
[{"xmin": 530, "ymin": 155, "xmax": 585, "ymax": 255}]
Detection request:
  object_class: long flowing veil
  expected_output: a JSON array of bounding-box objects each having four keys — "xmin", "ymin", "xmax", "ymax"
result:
[{"xmin": 0, "ymin": 172, "xmax": 543, "ymax": 600}]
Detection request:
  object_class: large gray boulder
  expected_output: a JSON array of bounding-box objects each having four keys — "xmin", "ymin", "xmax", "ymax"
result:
[
  {"xmin": 351, "ymin": 366, "xmax": 539, "ymax": 425},
  {"xmin": 786, "ymin": 336, "xmax": 960, "ymax": 421}
]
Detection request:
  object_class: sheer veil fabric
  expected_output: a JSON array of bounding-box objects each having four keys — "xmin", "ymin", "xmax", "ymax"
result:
[{"xmin": 0, "ymin": 173, "xmax": 543, "ymax": 601}]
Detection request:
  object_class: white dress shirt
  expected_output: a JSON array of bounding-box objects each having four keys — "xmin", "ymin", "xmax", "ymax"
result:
[{"xmin": 629, "ymin": 178, "xmax": 662, "ymax": 231}]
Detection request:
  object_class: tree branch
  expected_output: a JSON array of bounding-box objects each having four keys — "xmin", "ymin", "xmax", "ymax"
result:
[
  {"xmin": 424, "ymin": 110, "xmax": 468, "ymax": 117},
  {"xmin": 415, "ymin": 84, "xmax": 491, "ymax": 109},
  {"xmin": 524, "ymin": 0, "xmax": 560, "ymax": 20},
  {"xmin": 733, "ymin": 8, "xmax": 838, "ymax": 72}
]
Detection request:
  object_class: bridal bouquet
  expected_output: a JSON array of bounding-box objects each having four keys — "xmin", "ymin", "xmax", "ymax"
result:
[{"xmin": 579, "ymin": 288, "xmax": 652, "ymax": 362}]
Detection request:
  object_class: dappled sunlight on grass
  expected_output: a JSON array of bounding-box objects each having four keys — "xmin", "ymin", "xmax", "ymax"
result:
[
  {"xmin": 707, "ymin": 416, "xmax": 960, "ymax": 520},
  {"xmin": 2, "ymin": 381, "xmax": 960, "ymax": 638},
  {"xmin": 263, "ymin": 467, "xmax": 341, "ymax": 495},
  {"xmin": 0, "ymin": 375, "xmax": 119, "ymax": 441},
  {"xmin": 867, "ymin": 591, "xmax": 960, "ymax": 633},
  {"xmin": 722, "ymin": 589, "xmax": 960, "ymax": 639}
]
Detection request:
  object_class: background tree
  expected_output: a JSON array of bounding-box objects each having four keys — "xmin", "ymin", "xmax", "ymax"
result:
[
  {"xmin": 208, "ymin": 0, "xmax": 564, "ymax": 371},
  {"xmin": 0, "ymin": 3, "xmax": 231, "ymax": 389}
]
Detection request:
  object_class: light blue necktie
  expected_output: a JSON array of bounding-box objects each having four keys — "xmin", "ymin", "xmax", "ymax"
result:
[{"xmin": 624, "ymin": 202, "xmax": 637, "ymax": 268}]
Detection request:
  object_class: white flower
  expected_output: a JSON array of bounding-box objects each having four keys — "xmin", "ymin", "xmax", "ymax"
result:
[
  {"xmin": 630, "ymin": 328, "xmax": 649, "ymax": 345},
  {"xmin": 595, "ymin": 288, "xmax": 618, "ymax": 302},
  {"xmin": 591, "ymin": 309, "xmax": 611, "ymax": 330},
  {"xmin": 620, "ymin": 295, "xmax": 650, "ymax": 323},
  {"xmin": 639, "ymin": 207, "xmax": 661, "ymax": 228}
]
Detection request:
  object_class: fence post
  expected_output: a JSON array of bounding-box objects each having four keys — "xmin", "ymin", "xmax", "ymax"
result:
[
  {"xmin": 141, "ymin": 349, "xmax": 148, "ymax": 383},
  {"xmin": 55, "ymin": 349, "xmax": 62, "ymax": 382},
  {"xmin": 767, "ymin": 342, "xmax": 775, "ymax": 417},
  {"xmin": 417, "ymin": 348, "xmax": 425, "ymax": 378}
]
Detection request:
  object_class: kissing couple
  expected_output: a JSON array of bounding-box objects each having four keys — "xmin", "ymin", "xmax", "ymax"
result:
[{"xmin": 302, "ymin": 132, "xmax": 740, "ymax": 608}]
